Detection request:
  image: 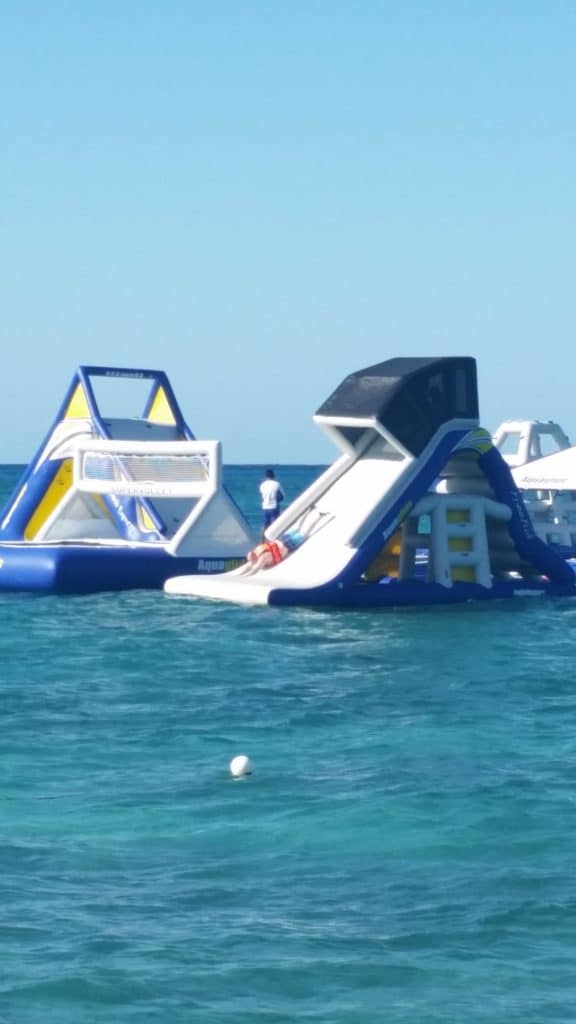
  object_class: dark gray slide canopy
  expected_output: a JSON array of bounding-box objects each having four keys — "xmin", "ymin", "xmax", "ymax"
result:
[{"xmin": 316, "ymin": 357, "xmax": 479, "ymax": 456}]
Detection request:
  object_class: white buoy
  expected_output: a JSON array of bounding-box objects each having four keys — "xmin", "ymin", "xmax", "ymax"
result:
[{"xmin": 229, "ymin": 754, "xmax": 252, "ymax": 778}]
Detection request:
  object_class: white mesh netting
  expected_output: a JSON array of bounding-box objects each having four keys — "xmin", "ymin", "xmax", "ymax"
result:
[{"xmin": 78, "ymin": 450, "xmax": 211, "ymax": 496}]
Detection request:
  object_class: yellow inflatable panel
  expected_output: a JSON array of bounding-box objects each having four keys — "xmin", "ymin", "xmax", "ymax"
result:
[
  {"xmin": 451, "ymin": 565, "xmax": 476, "ymax": 582},
  {"xmin": 139, "ymin": 505, "xmax": 158, "ymax": 532},
  {"xmin": 65, "ymin": 384, "xmax": 91, "ymax": 419},
  {"xmin": 447, "ymin": 508, "xmax": 470, "ymax": 524},
  {"xmin": 363, "ymin": 530, "xmax": 402, "ymax": 581},
  {"xmin": 147, "ymin": 386, "xmax": 176, "ymax": 426},
  {"xmin": 24, "ymin": 459, "xmax": 73, "ymax": 540},
  {"xmin": 448, "ymin": 536, "xmax": 473, "ymax": 552}
]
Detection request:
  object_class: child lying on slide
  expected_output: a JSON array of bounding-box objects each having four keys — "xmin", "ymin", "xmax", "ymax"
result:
[{"xmin": 243, "ymin": 505, "xmax": 330, "ymax": 573}]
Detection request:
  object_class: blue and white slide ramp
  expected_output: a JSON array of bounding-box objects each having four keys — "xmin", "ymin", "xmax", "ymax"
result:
[
  {"xmin": 164, "ymin": 357, "xmax": 576, "ymax": 608},
  {"xmin": 0, "ymin": 366, "xmax": 255, "ymax": 592}
]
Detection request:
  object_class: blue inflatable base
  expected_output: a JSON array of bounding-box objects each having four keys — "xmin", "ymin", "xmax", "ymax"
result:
[
  {"xmin": 0, "ymin": 545, "xmax": 245, "ymax": 594},
  {"xmin": 268, "ymin": 575, "xmax": 575, "ymax": 609}
]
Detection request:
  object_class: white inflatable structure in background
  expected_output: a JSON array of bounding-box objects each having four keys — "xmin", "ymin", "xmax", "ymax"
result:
[{"xmin": 493, "ymin": 419, "xmax": 576, "ymax": 554}]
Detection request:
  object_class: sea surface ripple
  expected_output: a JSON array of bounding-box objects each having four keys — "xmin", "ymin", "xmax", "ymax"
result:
[{"xmin": 1, "ymin": 465, "xmax": 576, "ymax": 1023}]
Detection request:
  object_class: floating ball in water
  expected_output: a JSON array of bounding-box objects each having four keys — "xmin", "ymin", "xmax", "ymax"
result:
[{"xmin": 229, "ymin": 754, "xmax": 252, "ymax": 778}]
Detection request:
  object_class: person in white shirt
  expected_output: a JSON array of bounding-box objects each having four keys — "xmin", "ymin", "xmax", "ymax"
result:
[{"xmin": 259, "ymin": 468, "xmax": 285, "ymax": 530}]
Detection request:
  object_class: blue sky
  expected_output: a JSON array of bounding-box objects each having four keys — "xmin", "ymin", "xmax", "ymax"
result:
[{"xmin": 1, "ymin": 1, "xmax": 575, "ymax": 463}]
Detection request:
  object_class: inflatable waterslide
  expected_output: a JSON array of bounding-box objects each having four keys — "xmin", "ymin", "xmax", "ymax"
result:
[
  {"xmin": 0, "ymin": 366, "xmax": 255, "ymax": 592},
  {"xmin": 165, "ymin": 356, "xmax": 576, "ymax": 608}
]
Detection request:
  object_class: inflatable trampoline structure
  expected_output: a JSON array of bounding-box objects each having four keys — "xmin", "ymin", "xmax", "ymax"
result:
[{"xmin": 0, "ymin": 366, "xmax": 255, "ymax": 592}]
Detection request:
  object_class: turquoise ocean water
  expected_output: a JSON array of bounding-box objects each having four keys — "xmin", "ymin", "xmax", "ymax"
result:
[{"xmin": 2, "ymin": 463, "xmax": 576, "ymax": 1023}]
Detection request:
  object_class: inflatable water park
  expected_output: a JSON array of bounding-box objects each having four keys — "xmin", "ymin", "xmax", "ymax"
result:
[
  {"xmin": 165, "ymin": 356, "xmax": 576, "ymax": 608},
  {"xmin": 0, "ymin": 365, "xmax": 255, "ymax": 593},
  {"xmin": 493, "ymin": 419, "xmax": 576, "ymax": 557}
]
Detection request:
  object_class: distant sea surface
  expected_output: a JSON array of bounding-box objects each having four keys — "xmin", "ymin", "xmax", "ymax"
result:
[{"xmin": 2, "ymin": 463, "xmax": 576, "ymax": 1023}]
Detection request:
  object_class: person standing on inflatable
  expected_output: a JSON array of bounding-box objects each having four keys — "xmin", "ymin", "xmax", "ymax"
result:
[{"xmin": 259, "ymin": 468, "xmax": 285, "ymax": 530}]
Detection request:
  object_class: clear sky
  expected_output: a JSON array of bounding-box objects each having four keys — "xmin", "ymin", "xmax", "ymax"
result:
[{"xmin": 1, "ymin": 1, "xmax": 575, "ymax": 464}]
